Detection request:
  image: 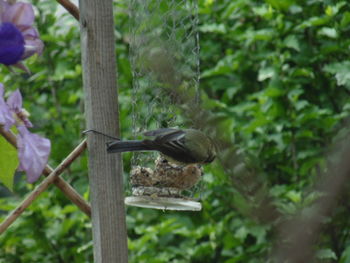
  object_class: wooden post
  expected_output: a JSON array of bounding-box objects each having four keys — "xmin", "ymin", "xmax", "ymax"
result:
[{"xmin": 79, "ymin": 0, "xmax": 128, "ymax": 262}]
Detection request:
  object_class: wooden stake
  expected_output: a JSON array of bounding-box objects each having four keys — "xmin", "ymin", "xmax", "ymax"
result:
[{"xmin": 79, "ymin": 0, "xmax": 128, "ymax": 260}]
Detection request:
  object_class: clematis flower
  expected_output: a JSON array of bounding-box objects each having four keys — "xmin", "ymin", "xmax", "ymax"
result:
[
  {"xmin": 17, "ymin": 125, "xmax": 51, "ymax": 183},
  {"xmin": 7, "ymin": 88, "xmax": 33, "ymax": 128},
  {"xmin": 0, "ymin": 83, "xmax": 15, "ymax": 130},
  {"xmin": 0, "ymin": 0, "xmax": 44, "ymax": 70},
  {"xmin": 0, "ymin": 85, "xmax": 51, "ymax": 183},
  {"xmin": 0, "ymin": 22, "xmax": 24, "ymax": 65}
]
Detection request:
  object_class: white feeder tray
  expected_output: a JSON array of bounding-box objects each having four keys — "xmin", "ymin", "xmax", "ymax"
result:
[
  {"xmin": 125, "ymin": 196, "xmax": 202, "ymax": 211},
  {"xmin": 125, "ymin": 186, "xmax": 201, "ymax": 210}
]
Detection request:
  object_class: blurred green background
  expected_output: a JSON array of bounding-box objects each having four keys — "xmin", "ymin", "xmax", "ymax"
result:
[{"xmin": 1, "ymin": 0, "xmax": 350, "ymax": 262}]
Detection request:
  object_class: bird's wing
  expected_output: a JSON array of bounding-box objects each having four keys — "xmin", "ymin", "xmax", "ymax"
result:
[
  {"xmin": 144, "ymin": 128, "xmax": 198, "ymax": 162},
  {"xmin": 154, "ymin": 129, "xmax": 186, "ymax": 144},
  {"xmin": 143, "ymin": 128, "xmax": 182, "ymax": 137},
  {"xmin": 154, "ymin": 130, "xmax": 198, "ymax": 163},
  {"xmin": 158, "ymin": 138, "xmax": 198, "ymax": 163}
]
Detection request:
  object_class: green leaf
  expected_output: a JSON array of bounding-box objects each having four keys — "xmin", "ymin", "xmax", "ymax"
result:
[
  {"xmin": 291, "ymin": 68, "xmax": 315, "ymax": 78},
  {"xmin": 201, "ymin": 55, "xmax": 237, "ymax": 78},
  {"xmin": 285, "ymin": 190, "xmax": 301, "ymax": 203},
  {"xmin": 245, "ymin": 29, "xmax": 275, "ymax": 41},
  {"xmin": 252, "ymin": 5, "xmax": 274, "ymax": 19},
  {"xmin": 258, "ymin": 67, "xmax": 275, "ymax": 81},
  {"xmin": 340, "ymin": 11, "xmax": 350, "ymax": 28},
  {"xmin": 0, "ymin": 136, "xmax": 19, "ymax": 191},
  {"xmin": 297, "ymin": 16, "xmax": 330, "ymax": 29},
  {"xmin": 340, "ymin": 246, "xmax": 350, "ymax": 263},
  {"xmin": 265, "ymin": 0, "xmax": 295, "ymax": 10},
  {"xmin": 289, "ymin": 5, "xmax": 302, "ymax": 14},
  {"xmin": 318, "ymin": 27, "xmax": 338, "ymax": 38},
  {"xmin": 316, "ymin": 248, "xmax": 337, "ymax": 260},
  {"xmin": 199, "ymin": 23, "xmax": 226, "ymax": 34},
  {"xmin": 325, "ymin": 2, "xmax": 346, "ymax": 17},
  {"xmin": 323, "ymin": 61, "xmax": 350, "ymax": 87},
  {"xmin": 265, "ymin": 86, "xmax": 284, "ymax": 97},
  {"xmin": 234, "ymin": 226, "xmax": 248, "ymax": 241},
  {"xmin": 284, "ymin": 35, "xmax": 300, "ymax": 51}
]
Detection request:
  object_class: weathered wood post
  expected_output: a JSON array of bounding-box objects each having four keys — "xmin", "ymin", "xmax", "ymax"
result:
[{"xmin": 79, "ymin": 0, "xmax": 128, "ymax": 262}]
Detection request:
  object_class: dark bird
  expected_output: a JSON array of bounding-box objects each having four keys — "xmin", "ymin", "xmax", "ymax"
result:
[{"xmin": 106, "ymin": 128, "xmax": 216, "ymax": 165}]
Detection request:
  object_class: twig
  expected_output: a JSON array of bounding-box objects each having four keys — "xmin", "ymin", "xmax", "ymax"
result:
[
  {"xmin": 0, "ymin": 126, "xmax": 91, "ymax": 217},
  {"xmin": 56, "ymin": 0, "xmax": 79, "ymax": 21},
  {"xmin": 0, "ymin": 139, "xmax": 87, "ymax": 235}
]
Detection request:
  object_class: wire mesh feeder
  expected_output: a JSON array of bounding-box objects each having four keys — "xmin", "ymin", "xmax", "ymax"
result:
[
  {"xmin": 126, "ymin": 0, "xmax": 201, "ymax": 210},
  {"xmin": 125, "ymin": 156, "xmax": 203, "ymax": 210}
]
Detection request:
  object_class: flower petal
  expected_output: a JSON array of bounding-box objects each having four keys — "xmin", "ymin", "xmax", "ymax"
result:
[
  {"xmin": 19, "ymin": 25, "xmax": 39, "ymax": 39},
  {"xmin": 2, "ymin": 2, "xmax": 34, "ymax": 27},
  {"xmin": 7, "ymin": 89, "xmax": 33, "ymax": 128},
  {"xmin": 17, "ymin": 125, "xmax": 51, "ymax": 183},
  {"xmin": 20, "ymin": 26, "xmax": 44, "ymax": 58},
  {"xmin": 0, "ymin": 22, "xmax": 25, "ymax": 65},
  {"xmin": 22, "ymin": 39, "xmax": 44, "ymax": 59},
  {"xmin": 0, "ymin": 0, "xmax": 10, "ymax": 22},
  {"xmin": 0, "ymin": 83, "xmax": 15, "ymax": 130},
  {"xmin": 0, "ymin": 2, "xmax": 43, "ymax": 65},
  {"xmin": 7, "ymin": 88, "xmax": 22, "ymax": 112}
]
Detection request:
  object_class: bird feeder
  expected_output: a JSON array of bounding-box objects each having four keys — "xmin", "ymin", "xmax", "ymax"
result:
[
  {"xmin": 125, "ymin": 156, "xmax": 203, "ymax": 210},
  {"xmin": 125, "ymin": 0, "xmax": 202, "ymax": 210}
]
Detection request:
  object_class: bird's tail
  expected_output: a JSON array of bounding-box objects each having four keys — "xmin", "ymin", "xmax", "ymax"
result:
[{"xmin": 106, "ymin": 140, "xmax": 153, "ymax": 153}]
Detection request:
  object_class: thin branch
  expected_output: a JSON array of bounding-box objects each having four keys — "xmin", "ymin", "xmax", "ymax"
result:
[
  {"xmin": 0, "ymin": 126, "xmax": 91, "ymax": 217},
  {"xmin": 0, "ymin": 139, "xmax": 87, "ymax": 235},
  {"xmin": 46, "ymin": 163, "xmax": 91, "ymax": 217},
  {"xmin": 56, "ymin": 0, "xmax": 79, "ymax": 21}
]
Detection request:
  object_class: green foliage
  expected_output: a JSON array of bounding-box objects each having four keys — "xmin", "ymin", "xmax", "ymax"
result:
[
  {"xmin": 0, "ymin": 136, "xmax": 18, "ymax": 191},
  {"xmin": 1, "ymin": 0, "xmax": 350, "ymax": 262},
  {"xmin": 0, "ymin": 188, "xmax": 93, "ymax": 262}
]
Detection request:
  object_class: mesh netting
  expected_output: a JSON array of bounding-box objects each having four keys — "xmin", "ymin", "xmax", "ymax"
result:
[
  {"xmin": 127, "ymin": 0, "xmax": 201, "ymax": 209},
  {"xmin": 129, "ymin": 0, "xmax": 200, "ymax": 133}
]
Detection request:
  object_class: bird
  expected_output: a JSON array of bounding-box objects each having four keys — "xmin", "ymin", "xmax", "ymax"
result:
[{"xmin": 106, "ymin": 128, "xmax": 216, "ymax": 165}]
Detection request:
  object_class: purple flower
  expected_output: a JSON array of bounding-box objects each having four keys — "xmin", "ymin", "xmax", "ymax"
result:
[
  {"xmin": 17, "ymin": 125, "xmax": 51, "ymax": 183},
  {"xmin": 0, "ymin": 83, "xmax": 15, "ymax": 130},
  {"xmin": 0, "ymin": 22, "xmax": 24, "ymax": 65},
  {"xmin": 0, "ymin": 0, "xmax": 43, "ymax": 68},
  {"xmin": 7, "ymin": 88, "xmax": 33, "ymax": 128},
  {"xmin": 0, "ymin": 85, "xmax": 50, "ymax": 183}
]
